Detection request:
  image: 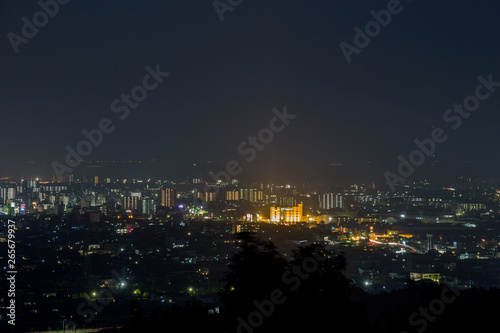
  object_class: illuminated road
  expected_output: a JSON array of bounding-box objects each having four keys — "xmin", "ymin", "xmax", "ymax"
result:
[{"xmin": 369, "ymin": 239, "xmax": 422, "ymax": 253}]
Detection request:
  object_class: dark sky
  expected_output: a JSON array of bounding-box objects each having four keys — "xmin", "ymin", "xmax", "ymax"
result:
[{"xmin": 1, "ymin": 0, "xmax": 500, "ymax": 187}]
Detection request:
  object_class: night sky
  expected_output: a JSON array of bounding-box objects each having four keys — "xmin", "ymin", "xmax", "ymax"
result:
[{"xmin": 1, "ymin": 0, "xmax": 500, "ymax": 187}]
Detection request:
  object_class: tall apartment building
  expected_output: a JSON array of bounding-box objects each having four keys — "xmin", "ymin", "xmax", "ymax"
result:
[
  {"xmin": 319, "ymin": 193, "xmax": 343, "ymax": 209},
  {"xmin": 161, "ymin": 188, "xmax": 175, "ymax": 207}
]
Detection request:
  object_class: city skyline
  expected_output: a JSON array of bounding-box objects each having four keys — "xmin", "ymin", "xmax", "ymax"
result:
[{"xmin": 2, "ymin": 1, "xmax": 500, "ymax": 332}]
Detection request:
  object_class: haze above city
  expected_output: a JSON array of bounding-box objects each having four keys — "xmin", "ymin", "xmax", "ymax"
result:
[{"xmin": 2, "ymin": 1, "xmax": 500, "ymax": 188}]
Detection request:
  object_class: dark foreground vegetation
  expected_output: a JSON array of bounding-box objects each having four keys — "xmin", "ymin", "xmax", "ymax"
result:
[{"xmin": 102, "ymin": 233, "xmax": 500, "ymax": 333}]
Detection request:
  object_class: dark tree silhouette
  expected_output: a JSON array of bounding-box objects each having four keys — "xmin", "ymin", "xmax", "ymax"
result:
[
  {"xmin": 219, "ymin": 233, "xmax": 370, "ymax": 332},
  {"xmin": 219, "ymin": 232, "xmax": 288, "ymax": 320}
]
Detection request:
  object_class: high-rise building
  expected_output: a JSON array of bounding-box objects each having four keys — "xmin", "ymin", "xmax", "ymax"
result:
[
  {"xmin": 427, "ymin": 234, "xmax": 433, "ymax": 252},
  {"xmin": 161, "ymin": 188, "xmax": 175, "ymax": 207},
  {"xmin": 27, "ymin": 180, "xmax": 39, "ymax": 189},
  {"xmin": 270, "ymin": 203, "xmax": 303, "ymax": 224},
  {"xmin": 203, "ymin": 191, "xmax": 217, "ymax": 202},
  {"xmin": 96, "ymin": 195, "xmax": 106, "ymax": 206},
  {"xmin": 319, "ymin": 193, "xmax": 334, "ymax": 210},
  {"xmin": 336, "ymin": 194, "xmax": 343, "ymax": 209},
  {"xmin": 142, "ymin": 198, "xmax": 156, "ymax": 217},
  {"xmin": 319, "ymin": 193, "xmax": 343, "ymax": 209},
  {"xmin": 239, "ymin": 188, "xmax": 263, "ymax": 202},
  {"xmin": 9, "ymin": 187, "xmax": 16, "ymax": 201},
  {"xmin": 318, "ymin": 193, "xmax": 344, "ymax": 209},
  {"xmin": 63, "ymin": 174, "xmax": 74, "ymax": 183},
  {"xmin": 226, "ymin": 190, "xmax": 239, "ymax": 201},
  {"xmin": 122, "ymin": 196, "xmax": 141, "ymax": 211},
  {"xmin": 0, "ymin": 187, "xmax": 17, "ymax": 204}
]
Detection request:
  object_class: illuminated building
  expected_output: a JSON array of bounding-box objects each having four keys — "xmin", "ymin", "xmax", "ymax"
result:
[
  {"xmin": 63, "ymin": 173, "xmax": 74, "ymax": 183},
  {"xmin": 270, "ymin": 203, "xmax": 303, "ymax": 224},
  {"xmin": 427, "ymin": 234, "xmax": 433, "ymax": 252},
  {"xmin": 0, "ymin": 187, "xmax": 16, "ymax": 203},
  {"xmin": 41, "ymin": 184, "xmax": 68, "ymax": 192},
  {"xmin": 234, "ymin": 221, "xmax": 259, "ymax": 233},
  {"xmin": 358, "ymin": 217, "xmax": 380, "ymax": 223},
  {"xmin": 307, "ymin": 214, "xmax": 332, "ymax": 224},
  {"xmin": 122, "ymin": 196, "xmax": 141, "ymax": 211},
  {"xmin": 142, "ymin": 198, "xmax": 156, "ymax": 216},
  {"xmin": 226, "ymin": 190, "xmax": 239, "ymax": 201},
  {"xmin": 204, "ymin": 192, "xmax": 217, "ymax": 202},
  {"xmin": 319, "ymin": 193, "xmax": 343, "ymax": 209},
  {"xmin": 319, "ymin": 193, "xmax": 334, "ymax": 209},
  {"xmin": 239, "ymin": 188, "xmax": 263, "ymax": 202},
  {"xmin": 264, "ymin": 194, "xmax": 277, "ymax": 205},
  {"xmin": 195, "ymin": 190, "xmax": 217, "ymax": 202},
  {"xmin": 161, "ymin": 188, "xmax": 175, "ymax": 207},
  {"xmin": 27, "ymin": 180, "xmax": 39, "ymax": 189},
  {"xmin": 410, "ymin": 272, "xmax": 440, "ymax": 284},
  {"xmin": 458, "ymin": 203, "xmax": 486, "ymax": 212},
  {"xmin": 336, "ymin": 194, "xmax": 343, "ymax": 208}
]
